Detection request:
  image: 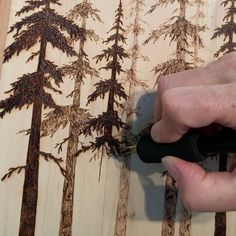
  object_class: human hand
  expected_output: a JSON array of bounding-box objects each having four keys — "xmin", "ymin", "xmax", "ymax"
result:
[{"xmin": 151, "ymin": 52, "xmax": 236, "ymax": 212}]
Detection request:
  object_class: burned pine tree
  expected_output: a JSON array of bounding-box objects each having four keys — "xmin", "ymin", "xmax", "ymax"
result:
[
  {"xmin": 211, "ymin": 0, "xmax": 236, "ymax": 235},
  {"xmin": 81, "ymin": 0, "xmax": 129, "ymax": 179},
  {"xmin": 114, "ymin": 1, "xmax": 148, "ymax": 235},
  {"xmin": 40, "ymin": 1, "xmax": 101, "ymax": 235},
  {"xmin": 145, "ymin": 1, "xmax": 205, "ymax": 235},
  {"xmin": 0, "ymin": 1, "xmax": 84, "ymax": 235}
]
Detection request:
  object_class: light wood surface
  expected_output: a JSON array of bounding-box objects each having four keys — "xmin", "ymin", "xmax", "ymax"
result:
[
  {"xmin": 0, "ymin": 1, "xmax": 236, "ymax": 236},
  {"xmin": 0, "ymin": 0, "xmax": 12, "ymax": 75}
]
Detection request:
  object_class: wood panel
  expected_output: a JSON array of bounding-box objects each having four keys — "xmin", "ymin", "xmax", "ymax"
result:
[{"xmin": 0, "ymin": 1, "xmax": 236, "ymax": 236}]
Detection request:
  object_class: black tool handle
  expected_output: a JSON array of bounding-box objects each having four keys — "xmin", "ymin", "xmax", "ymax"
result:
[{"xmin": 136, "ymin": 126, "xmax": 236, "ymax": 163}]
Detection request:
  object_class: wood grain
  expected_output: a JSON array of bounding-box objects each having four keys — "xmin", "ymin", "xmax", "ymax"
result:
[{"xmin": 1, "ymin": 1, "xmax": 236, "ymax": 236}]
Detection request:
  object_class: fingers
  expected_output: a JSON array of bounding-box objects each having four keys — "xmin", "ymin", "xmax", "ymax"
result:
[
  {"xmin": 155, "ymin": 52, "xmax": 236, "ymax": 122},
  {"xmin": 151, "ymin": 83, "xmax": 236, "ymax": 143},
  {"xmin": 162, "ymin": 156, "xmax": 236, "ymax": 212},
  {"xmin": 155, "ymin": 68, "xmax": 210, "ymax": 122}
]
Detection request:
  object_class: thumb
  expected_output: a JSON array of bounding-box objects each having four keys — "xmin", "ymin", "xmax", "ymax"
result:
[{"xmin": 162, "ymin": 156, "xmax": 236, "ymax": 212}]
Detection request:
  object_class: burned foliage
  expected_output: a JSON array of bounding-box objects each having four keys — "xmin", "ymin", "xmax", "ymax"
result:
[
  {"xmin": 123, "ymin": 0, "xmax": 149, "ymax": 130},
  {"xmin": 144, "ymin": 0, "xmax": 206, "ymax": 83},
  {"xmin": 212, "ymin": 0, "xmax": 236, "ymax": 57},
  {"xmin": 0, "ymin": 0, "xmax": 84, "ymax": 235}
]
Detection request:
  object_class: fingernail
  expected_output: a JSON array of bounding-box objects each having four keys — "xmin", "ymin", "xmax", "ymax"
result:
[
  {"xmin": 162, "ymin": 156, "xmax": 180, "ymax": 181},
  {"xmin": 151, "ymin": 123, "xmax": 160, "ymax": 142}
]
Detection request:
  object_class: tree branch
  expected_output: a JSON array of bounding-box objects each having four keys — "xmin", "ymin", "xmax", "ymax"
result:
[
  {"xmin": 1, "ymin": 166, "xmax": 26, "ymax": 181},
  {"xmin": 39, "ymin": 151, "xmax": 66, "ymax": 178},
  {"xmin": 55, "ymin": 136, "xmax": 72, "ymax": 154}
]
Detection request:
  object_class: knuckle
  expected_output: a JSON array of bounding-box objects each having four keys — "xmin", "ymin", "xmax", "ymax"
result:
[
  {"xmin": 161, "ymin": 89, "xmax": 180, "ymax": 113},
  {"xmin": 206, "ymin": 52, "xmax": 236, "ymax": 80},
  {"xmin": 158, "ymin": 76, "xmax": 171, "ymax": 92},
  {"xmin": 161, "ymin": 88, "xmax": 186, "ymax": 125},
  {"xmin": 222, "ymin": 51, "xmax": 236, "ymax": 61}
]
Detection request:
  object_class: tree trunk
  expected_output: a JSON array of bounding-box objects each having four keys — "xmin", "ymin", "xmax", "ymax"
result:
[
  {"xmin": 114, "ymin": 1, "xmax": 140, "ymax": 235},
  {"xmin": 19, "ymin": 29, "xmax": 47, "ymax": 236},
  {"xmin": 19, "ymin": 96, "xmax": 42, "ymax": 236},
  {"xmin": 59, "ymin": 17, "xmax": 86, "ymax": 236},
  {"xmin": 176, "ymin": 0, "xmax": 186, "ymax": 61},
  {"xmin": 214, "ymin": 154, "xmax": 227, "ymax": 236},
  {"xmin": 162, "ymin": 174, "xmax": 178, "ymax": 236},
  {"xmin": 214, "ymin": 212, "xmax": 226, "ymax": 236},
  {"xmin": 193, "ymin": 0, "xmax": 201, "ymax": 67},
  {"xmin": 114, "ymin": 159, "xmax": 130, "ymax": 236},
  {"xmin": 105, "ymin": 15, "xmax": 120, "ymax": 138},
  {"xmin": 19, "ymin": 2, "xmax": 49, "ymax": 235},
  {"xmin": 179, "ymin": 205, "xmax": 191, "ymax": 236}
]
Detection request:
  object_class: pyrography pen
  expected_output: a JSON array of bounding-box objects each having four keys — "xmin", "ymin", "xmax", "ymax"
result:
[{"xmin": 132, "ymin": 124, "xmax": 236, "ymax": 163}]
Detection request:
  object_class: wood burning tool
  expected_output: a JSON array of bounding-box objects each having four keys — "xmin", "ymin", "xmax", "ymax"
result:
[{"xmin": 135, "ymin": 124, "xmax": 236, "ymax": 163}]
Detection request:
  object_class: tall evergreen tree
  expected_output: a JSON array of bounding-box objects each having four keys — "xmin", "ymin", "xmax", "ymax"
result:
[
  {"xmin": 145, "ymin": 1, "xmax": 205, "ymax": 235},
  {"xmin": 40, "ymin": 1, "xmax": 101, "ymax": 235},
  {"xmin": 0, "ymin": 1, "xmax": 84, "ymax": 235},
  {"xmin": 114, "ymin": 1, "xmax": 148, "ymax": 235},
  {"xmin": 211, "ymin": 1, "xmax": 236, "ymax": 235},
  {"xmin": 81, "ymin": 0, "xmax": 129, "ymax": 178}
]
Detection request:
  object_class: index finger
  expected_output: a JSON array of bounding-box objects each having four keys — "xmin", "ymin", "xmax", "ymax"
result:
[{"xmin": 152, "ymin": 82, "xmax": 236, "ymax": 143}]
